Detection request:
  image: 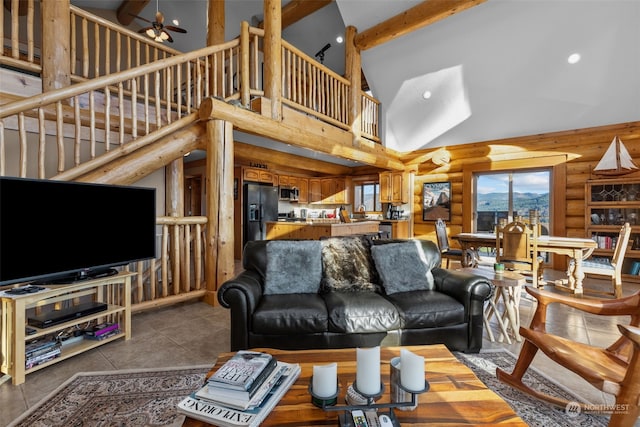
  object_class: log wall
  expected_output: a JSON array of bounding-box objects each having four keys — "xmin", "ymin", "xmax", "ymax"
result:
[{"xmin": 411, "ymin": 121, "xmax": 640, "ymax": 248}]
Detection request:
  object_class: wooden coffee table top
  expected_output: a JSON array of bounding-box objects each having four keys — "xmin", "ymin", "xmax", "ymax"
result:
[{"xmin": 182, "ymin": 345, "xmax": 526, "ymax": 426}]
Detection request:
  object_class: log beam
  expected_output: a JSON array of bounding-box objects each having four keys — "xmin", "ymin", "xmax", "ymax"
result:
[
  {"xmin": 199, "ymin": 96, "xmax": 405, "ymax": 170},
  {"xmin": 258, "ymin": 0, "xmax": 333, "ymax": 29},
  {"xmin": 355, "ymin": 0, "xmax": 487, "ymax": 51}
]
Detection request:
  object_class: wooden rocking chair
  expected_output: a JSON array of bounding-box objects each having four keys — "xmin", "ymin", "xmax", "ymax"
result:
[{"xmin": 497, "ymin": 287, "xmax": 640, "ymax": 427}]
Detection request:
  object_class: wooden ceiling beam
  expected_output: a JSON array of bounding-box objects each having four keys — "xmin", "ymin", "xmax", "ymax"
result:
[
  {"xmin": 116, "ymin": 0, "xmax": 151, "ymax": 26},
  {"xmin": 258, "ymin": 0, "xmax": 333, "ymax": 29},
  {"xmin": 355, "ymin": 0, "xmax": 486, "ymax": 51}
]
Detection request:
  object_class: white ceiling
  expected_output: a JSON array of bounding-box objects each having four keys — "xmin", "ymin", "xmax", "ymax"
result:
[{"xmin": 72, "ymin": 0, "xmax": 640, "ymax": 159}]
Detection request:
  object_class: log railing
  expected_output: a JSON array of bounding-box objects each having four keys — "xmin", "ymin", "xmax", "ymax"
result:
[
  {"xmin": 0, "ymin": 40, "xmax": 241, "ymax": 179},
  {"xmin": 122, "ymin": 216, "xmax": 208, "ymax": 312}
]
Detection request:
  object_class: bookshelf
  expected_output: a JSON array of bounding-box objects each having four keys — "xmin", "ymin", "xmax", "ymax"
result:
[
  {"xmin": 0, "ymin": 272, "xmax": 132, "ymax": 385},
  {"xmin": 585, "ymin": 178, "xmax": 640, "ymax": 283}
]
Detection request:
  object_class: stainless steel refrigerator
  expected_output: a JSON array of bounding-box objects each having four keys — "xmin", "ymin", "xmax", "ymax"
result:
[{"xmin": 243, "ymin": 183, "xmax": 278, "ymax": 245}]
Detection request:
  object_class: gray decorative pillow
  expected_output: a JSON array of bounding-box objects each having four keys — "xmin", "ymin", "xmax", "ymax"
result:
[
  {"xmin": 320, "ymin": 236, "xmax": 380, "ymax": 293},
  {"xmin": 264, "ymin": 240, "xmax": 322, "ymax": 295},
  {"xmin": 370, "ymin": 241, "xmax": 434, "ymax": 294}
]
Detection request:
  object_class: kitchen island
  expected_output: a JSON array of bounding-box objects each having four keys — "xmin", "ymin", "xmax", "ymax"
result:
[{"xmin": 266, "ymin": 220, "xmax": 380, "ymax": 240}]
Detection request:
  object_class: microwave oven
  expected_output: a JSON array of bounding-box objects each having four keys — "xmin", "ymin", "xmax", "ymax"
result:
[{"xmin": 279, "ymin": 186, "xmax": 299, "ymax": 201}]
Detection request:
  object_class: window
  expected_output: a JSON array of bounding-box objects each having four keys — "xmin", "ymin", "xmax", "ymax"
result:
[
  {"xmin": 474, "ymin": 170, "xmax": 550, "ymax": 234},
  {"xmin": 354, "ymin": 182, "xmax": 381, "ymax": 212}
]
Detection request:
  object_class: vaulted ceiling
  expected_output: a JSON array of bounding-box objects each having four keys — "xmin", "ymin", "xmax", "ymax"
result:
[{"xmin": 72, "ymin": 0, "xmax": 640, "ymax": 158}]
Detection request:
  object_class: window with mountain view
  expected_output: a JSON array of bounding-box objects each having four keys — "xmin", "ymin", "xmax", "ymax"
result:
[{"xmin": 474, "ymin": 170, "xmax": 550, "ymax": 234}]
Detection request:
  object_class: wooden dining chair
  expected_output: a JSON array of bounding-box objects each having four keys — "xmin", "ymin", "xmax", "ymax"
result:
[
  {"xmin": 497, "ymin": 287, "xmax": 640, "ymax": 427},
  {"xmin": 579, "ymin": 222, "xmax": 631, "ymax": 298},
  {"xmin": 495, "ymin": 220, "xmax": 544, "ymax": 287},
  {"xmin": 434, "ymin": 218, "xmax": 464, "ymax": 268}
]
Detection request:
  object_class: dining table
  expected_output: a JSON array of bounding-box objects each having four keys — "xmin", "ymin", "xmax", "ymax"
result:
[{"xmin": 452, "ymin": 232, "xmax": 597, "ymax": 295}]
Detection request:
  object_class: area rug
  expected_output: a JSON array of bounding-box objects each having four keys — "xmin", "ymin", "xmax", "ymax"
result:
[
  {"xmin": 8, "ymin": 365, "xmax": 211, "ymax": 427},
  {"xmin": 9, "ymin": 352, "xmax": 616, "ymax": 427},
  {"xmin": 455, "ymin": 349, "xmax": 611, "ymax": 427}
]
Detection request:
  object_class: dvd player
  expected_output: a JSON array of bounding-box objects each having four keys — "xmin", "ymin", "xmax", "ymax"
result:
[{"xmin": 28, "ymin": 301, "xmax": 108, "ymax": 328}]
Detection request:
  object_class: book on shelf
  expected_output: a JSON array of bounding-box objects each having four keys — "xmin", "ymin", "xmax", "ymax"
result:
[
  {"xmin": 177, "ymin": 361, "xmax": 301, "ymax": 427},
  {"xmin": 630, "ymin": 261, "xmax": 640, "ymax": 276},
  {"xmin": 208, "ymin": 350, "xmax": 277, "ymax": 393},
  {"xmin": 196, "ymin": 362, "xmax": 288, "ymax": 410}
]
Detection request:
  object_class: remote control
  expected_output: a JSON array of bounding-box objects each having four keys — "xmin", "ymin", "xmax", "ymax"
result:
[
  {"xmin": 351, "ymin": 410, "xmax": 369, "ymax": 427},
  {"xmin": 378, "ymin": 414, "xmax": 393, "ymax": 427}
]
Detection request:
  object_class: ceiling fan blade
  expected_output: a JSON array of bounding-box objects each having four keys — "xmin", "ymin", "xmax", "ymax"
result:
[
  {"xmin": 164, "ymin": 25, "xmax": 187, "ymax": 34},
  {"xmin": 162, "ymin": 31, "xmax": 174, "ymax": 43},
  {"xmin": 138, "ymin": 26, "xmax": 153, "ymax": 34},
  {"xmin": 130, "ymin": 13, "xmax": 152, "ymax": 24}
]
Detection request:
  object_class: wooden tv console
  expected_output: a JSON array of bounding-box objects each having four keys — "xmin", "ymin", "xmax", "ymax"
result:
[{"xmin": 0, "ymin": 272, "xmax": 132, "ymax": 385}]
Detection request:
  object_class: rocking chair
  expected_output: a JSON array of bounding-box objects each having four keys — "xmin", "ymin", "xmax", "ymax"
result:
[{"xmin": 497, "ymin": 287, "xmax": 640, "ymax": 427}]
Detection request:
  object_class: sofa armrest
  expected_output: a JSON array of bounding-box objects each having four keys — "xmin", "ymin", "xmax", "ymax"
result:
[
  {"xmin": 432, "ymin": 267, "xmax": 493, "ymax": 318},
  {"xmin": 217, "ymin": 270, "xmax": 264, "ymax": 351}
]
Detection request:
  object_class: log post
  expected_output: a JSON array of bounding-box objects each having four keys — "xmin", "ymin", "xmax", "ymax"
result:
[
  {"xmin": 263, "ymin": 0, "xmax": 282, "ymax": 120},
  {"xmin": 207, "ymin": 0, "xmax": 225, "ymax": 97},
  {"xmin": 345, "ymin": 25, "xmax": 361, "ymax": 148},
  {"xmin": 202, "ymin": 118, "xmax": 235, "ymax": 305},
  {"xmin": 41, "ymin": 0, "xmax": 71, "ymax": 92},
  {"xmin": 240, "ymin": 20, "xmax": 251, "ymax": 107},
  {"xmin": 166, "ymin": 158, "xmax": 185, "ymax": 291}
]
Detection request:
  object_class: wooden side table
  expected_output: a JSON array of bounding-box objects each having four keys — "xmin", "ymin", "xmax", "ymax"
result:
[{"xmin": 458, "ymin": 268, "xmax": 526, "ymax": 344}]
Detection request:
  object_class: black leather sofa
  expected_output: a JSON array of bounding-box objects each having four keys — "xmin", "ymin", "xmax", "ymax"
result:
[{"xmin": 217, "ymin": 237, "xmax": 493, "ymax": 353}]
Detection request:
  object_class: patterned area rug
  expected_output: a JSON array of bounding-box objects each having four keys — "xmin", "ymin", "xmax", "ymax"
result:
[
  {"xmin": 8, "ymin": 365, "xmax": 210, "ymax": 427},
  {"xmin": 8, "ymin": 351, "xmax": 616, "ymax": 427},
  {"xmin": 455, "ymin": 350, "xmax": 611, "ymax": 427}
]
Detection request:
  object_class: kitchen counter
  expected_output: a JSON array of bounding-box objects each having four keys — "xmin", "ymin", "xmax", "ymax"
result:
[{"xmin": 266, "ymin": 220, "xmax": 380, "ymax": 240}]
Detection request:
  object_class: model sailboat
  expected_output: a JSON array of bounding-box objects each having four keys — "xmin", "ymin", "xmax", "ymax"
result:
[{"xmin": 593, "ymin": 136, "xmax": 639, "ymax": 176}]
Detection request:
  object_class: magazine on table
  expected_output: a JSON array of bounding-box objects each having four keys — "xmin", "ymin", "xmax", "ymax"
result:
[
  {"xmin": 196, "ymin": 362, "xmax": 288, "ymax": 410},
  {"xmin": 208, "ymin": 350, "xmax": 277, "ymax": 392},
  {"xmin": 177, "ymin": 361, "xmax": 301, "ymax": 427}
]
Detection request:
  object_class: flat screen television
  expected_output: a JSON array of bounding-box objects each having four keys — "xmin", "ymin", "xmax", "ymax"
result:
[{"xmin": 0, "ymin": 177, "xmax": 156, "ymax": 286}]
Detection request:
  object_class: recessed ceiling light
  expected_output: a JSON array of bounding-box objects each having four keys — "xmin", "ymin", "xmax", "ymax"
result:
[
  {"xmin": 567, "ymin": 53, "xmax": 581, "ymax": 64},
  {"xmin": 173, "ymin": 19, "xmax": 180, "ymax": 26},
  {"xmin": 336, "ymin": 35, "xmax": 344, "ymax": 44},
  {"xmin": 422, "ymin": 90, "xmax": 432, "ymax": 100}
]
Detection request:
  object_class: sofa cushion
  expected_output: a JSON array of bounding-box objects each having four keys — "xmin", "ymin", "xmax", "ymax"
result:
[
  {"xmin": 264, "ymin": 240, "xmax": 322, "ymax": 295},
  {"xmin": 252, "ymin": 294, "xmax": 328, "ymax": 334},
  {"xmin": 386, "ymin": 290, "xmax": 465, "ymax": 329},
  {"xmin": 321, "ymin": 292, "xmax": 400, "ymax": 333},
  {"xmin": 320, "ymin": 236, "xmax": 381, "ymax": 293},
  {"xmin": 370, "ymin": 240, "xmax": 434, "ymax": 294}
]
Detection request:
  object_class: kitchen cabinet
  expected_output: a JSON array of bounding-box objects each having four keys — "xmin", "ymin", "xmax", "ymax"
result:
[
  {"xmin": 380, "ymin": 172, "xmax": 409, "ymax": 203},
  {"xmin": 310, "ymin": 178, "xmax": 348, "ymax": 204},
  {"xmin": 266, "ymin": 221, "xmax": 380, "ymax": 240},
  {"xmin": 309, "ymin": 179, "xmax": 322, "ymax": 202},
  {"xmin": 297, "ymin": 178, "xmax": 309, "ymax": 203},
  {"xmin": 585, "ymin": 178, "xmax": 640, "ymax": 283},
  {"xmin": 243, "ymin": 167, "xmax": 274, "ymax": 184}
]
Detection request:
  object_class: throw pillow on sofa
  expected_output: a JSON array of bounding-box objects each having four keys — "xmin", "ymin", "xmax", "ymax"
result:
[
  {"xmin": 264, "ymin": 240, "xmax": 322, "ymax": 294},
  {"xmin": 370, "ymin": 240, "xmax": 434, "ymax": 294},
  {"xmin": 320, "ymin": 236, "xmax": 381, "ymax": 293}
]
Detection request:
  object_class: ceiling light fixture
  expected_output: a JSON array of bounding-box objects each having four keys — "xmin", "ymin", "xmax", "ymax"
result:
[
  {"xmin": 131, "ymin": 0, "xmax": 187, "ymax": 43},
  {"xmin": 336, "ymin": 35, "xmax": 343, "ymax": 44},
  {"xmin": 422, "ymin": 90, "xmax": 432, "ymax": 100},
  {"xmin": 567, "ymin": 53, "xmax": 581, "ymax": 64}
]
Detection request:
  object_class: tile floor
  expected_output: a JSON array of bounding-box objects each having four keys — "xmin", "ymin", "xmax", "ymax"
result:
[{"xmin": 1, "ymin": 268, "xmax": 638, "ymax": 426}]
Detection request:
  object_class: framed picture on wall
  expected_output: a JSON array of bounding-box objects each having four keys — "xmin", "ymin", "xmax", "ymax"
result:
[{"xmin": 422, "ymin": 182, "xmax": 451, "ymax": 221}]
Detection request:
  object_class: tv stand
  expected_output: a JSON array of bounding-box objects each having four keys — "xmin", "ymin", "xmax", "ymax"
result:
[{"xmin": 0, "ymin": 272, "xmax": 133, "ymax": 385}]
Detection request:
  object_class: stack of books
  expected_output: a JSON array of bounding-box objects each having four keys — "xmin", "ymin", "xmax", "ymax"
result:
[{"xmin": 177, "ymin": 350, "xmax": 300, "ymax": 427}]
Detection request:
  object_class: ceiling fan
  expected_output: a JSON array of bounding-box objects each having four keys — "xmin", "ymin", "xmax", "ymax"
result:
[{"xmin": 131, "ymin": 0, "xmax": 187, "ymax": 43}]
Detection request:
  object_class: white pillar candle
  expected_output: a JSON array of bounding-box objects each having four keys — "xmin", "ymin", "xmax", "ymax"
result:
[
  {"xmin": 356, "ymin": 346, "xmax": 381, "ymax": 395},
  {"xmin": 400, "ymin": 349, "xmax": 425, "ymax": 392},
  {"xmin": 312, "ymin": 363, "xmax": 337, "ymax": 398}
]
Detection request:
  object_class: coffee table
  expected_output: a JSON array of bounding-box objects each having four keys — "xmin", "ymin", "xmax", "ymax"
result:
[
  {"xmin": 458, "ymin": 267, "xmax": 526, "ymax": 344},
  {"xmin": 182, "ymin": 345, "xmax": 526, "ymax": 426}
]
